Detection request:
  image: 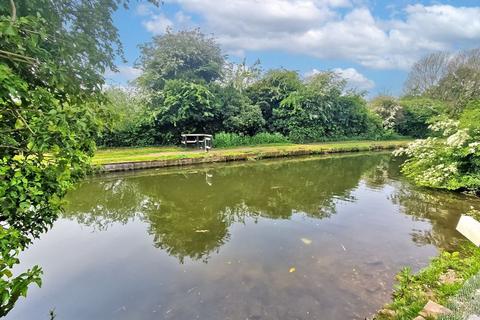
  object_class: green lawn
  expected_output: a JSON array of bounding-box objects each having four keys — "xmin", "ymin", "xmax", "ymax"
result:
[{"xmin": 93, "ymin": 139, "xmax": 411, "ymax": 165}]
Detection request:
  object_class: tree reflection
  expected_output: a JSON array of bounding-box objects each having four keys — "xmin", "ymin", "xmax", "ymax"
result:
[
  {"xmin": 62, "ymin": 153, "xmax": 391, "ymax": 263},
  {"xmin": 360, "ymin": 156, "xmax": 480, "ymax": 250}
]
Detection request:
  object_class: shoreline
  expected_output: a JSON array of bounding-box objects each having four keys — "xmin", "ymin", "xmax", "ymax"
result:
[{"xmin": 95, "ymin": 140, "xmax": 410, "ymax": 173}]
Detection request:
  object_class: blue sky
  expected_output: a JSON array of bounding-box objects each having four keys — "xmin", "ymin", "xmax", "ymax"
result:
[{"xmin": 107, "ymin": 0, "xmax": 480, "ymax": 96}]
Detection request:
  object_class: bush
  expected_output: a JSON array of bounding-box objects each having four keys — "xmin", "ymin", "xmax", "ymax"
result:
[
  {"xmin": 395, "ymin": 102, "xmax": 480, "ymax": 193},
  {"xmin": 396, "ymin": 98, "xmax": 445, "ymax": 138},
  {"xmin": 213, "ymin": 132, "xmax": 289, "ymax": 148}
]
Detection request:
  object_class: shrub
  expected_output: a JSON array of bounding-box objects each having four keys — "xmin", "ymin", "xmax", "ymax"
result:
[
  {"xmin": 396, "ymin": 98, "xmax": 445, "ymax": 138},
  {"xmin": 395, "ymin": 101, "xmax": 480, "ymax": 193},
  {"xmin": 213, "ymin": 132, "xmax": 289, "ymax": 148}
]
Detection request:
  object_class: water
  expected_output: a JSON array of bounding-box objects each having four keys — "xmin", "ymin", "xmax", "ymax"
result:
[{"xmin": 8, "ymin": 152, "xmax": 480, "ymax": 320}]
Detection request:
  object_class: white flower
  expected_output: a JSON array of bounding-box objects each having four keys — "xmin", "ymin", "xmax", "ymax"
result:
[{"xmin": 446, "ymin": 129, "xmax": 470, "ymax": 147}]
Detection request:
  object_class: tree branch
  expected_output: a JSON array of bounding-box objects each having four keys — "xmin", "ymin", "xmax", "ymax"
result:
[{"xmin": 10, "ymin": 0, "xmax": 16, "ymax": 22}]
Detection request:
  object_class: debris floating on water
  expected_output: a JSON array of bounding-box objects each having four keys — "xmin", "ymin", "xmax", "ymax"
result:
[
  {"xmin": 289, "ymin": 267, "xmax": 296, "ymax": 273},
  {"xmin": 301, "ymin": 238, "xmax": 312, "ymax": 245},
  {"xmin": 195, "ymin": 229, "xmax": 209, "ymax": 233}
]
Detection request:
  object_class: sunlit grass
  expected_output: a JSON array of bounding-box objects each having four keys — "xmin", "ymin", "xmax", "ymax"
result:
[{"xmin": 92, "ymin": 139, "xmax": 411, "ymax": 165}]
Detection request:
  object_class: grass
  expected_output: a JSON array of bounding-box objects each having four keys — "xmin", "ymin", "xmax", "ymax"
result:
[
  {"xmin": 213, "ymin": 132, "xmax": 289, "ymax": 148},
  {"xmin": 374, "ymin": 244, "xmax": 480, "ymax": 320},
  {"xmin": 92, "ymin": 139, "xmax": 411, "ymax": 165}
]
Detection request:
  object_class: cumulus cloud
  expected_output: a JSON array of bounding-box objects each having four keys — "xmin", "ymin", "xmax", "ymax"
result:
[
  {"xmin": 306, "ymin": 67, "xmax": 374, "ymax": 90},
  {"xmin": 332, "ymin": 67, "xmax": 375, "ymax": 90},
  {"xmin": 142, "ymin": 1, "xmax": 480, "ymax": 70},
  {"xmin": 136, "ymin": 3, "xmax": 154, "ymax": 16},
  {"xmin": 105, "ymin": 65, "xmax": 142, "ymax": 82},
  {"xmin": 143, "ymin": 14, "xmax": 173, "ymax": 34}
]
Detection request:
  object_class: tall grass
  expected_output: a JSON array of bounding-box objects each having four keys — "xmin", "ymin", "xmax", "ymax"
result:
[{"xmin": 214, "ymin": 132, "xmax": 289, "ymax": 148}]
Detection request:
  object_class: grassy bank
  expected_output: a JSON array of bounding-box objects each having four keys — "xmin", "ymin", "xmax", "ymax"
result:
[
  {"xmin": 374, "ymin": 243, "xmax": 480, "ymax": 320},
  {"xmin": 93, "ymin": 139, "xmax": 411, "ymax": 166}
]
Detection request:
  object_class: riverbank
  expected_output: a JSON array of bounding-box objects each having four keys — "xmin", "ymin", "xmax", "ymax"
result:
[
  {"xmin": 374, "ymin": 243, "xmax": 480, "ymax": 319},
  {"xmin": 93, "ymin": 139, "xmax": 411, "ymax": 172}
]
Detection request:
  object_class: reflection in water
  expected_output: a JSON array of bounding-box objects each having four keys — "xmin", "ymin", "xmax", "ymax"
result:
[
  {"xmin": 9, "ymin": 153, "xmax": 480, "ymax": 320},
  {"xmin": 65, "ymin": 154, "xmax": 383, "ymax": 262}
]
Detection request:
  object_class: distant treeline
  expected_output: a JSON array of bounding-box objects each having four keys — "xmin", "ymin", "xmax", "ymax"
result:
[{"xmin": 99, "ymin": 30, "xmax": 480, "ymax": 147}]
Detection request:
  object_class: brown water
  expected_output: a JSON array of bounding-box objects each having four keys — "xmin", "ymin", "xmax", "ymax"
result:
[{"xmin": 8, "ymin": 152, "xmax": 480, "ymax": 320}]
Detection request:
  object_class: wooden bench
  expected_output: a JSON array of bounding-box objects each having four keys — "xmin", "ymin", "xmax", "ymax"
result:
[{"xmin": 181, "ymin": 134, "xmax": 213, "ymax": 151}]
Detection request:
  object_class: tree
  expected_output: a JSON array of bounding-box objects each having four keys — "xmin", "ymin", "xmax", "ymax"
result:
[
  {"xmin": 305, "ymin": 71, "xmax": 346, "ymax": 96},
  {"xmin": 98, "ymin": 87, "xmax": 155, "ymax": 147},
  {"xmin": 0, "ymin": 0, "xmax": 156, "ymax": 315},
  {"xmin": 211, "ymin": 85, "xmax": 265, "ymax": 135},
  {"xmin": 395, "ymin": 100, "xmax": 480, "ymax": 193},
  {"xmin": 395, "ymin": 98, "xmax": 445, "ymax": 138},
  {"xmin": 222, "ymin": 59, "xmax": 262, "ymax": 93},
  {"xmin": 432, "ymin": 49, "xmax": 480, "ymax": 114},
  {"xmin": 275, "ymin": 73, "xmax": 381, "ymax": 142},
  {"xmin": 136, "ymin": 29, "xmax": 225, "ymax": 91},
  {"xmin": 404, "ymin": 51, "xmax": 451, "ymax": 96},
  {"xmin": 247, "ymin": 69, "xmax": 302, "ymax": 130},
  {"xmin": 154, "ymin": 80, "xmax": 217, "ymax": 144},
  {"xmin": 405, "ymin": 49, "xmax": 480, "ymax": 114},
  {"xmin": 369, "ymin": 95, "xmax": 403, "ymax": 130}
]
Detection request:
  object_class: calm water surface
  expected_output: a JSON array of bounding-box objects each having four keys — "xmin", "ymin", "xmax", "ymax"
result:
[{"xmin": 8, "ymin": 153, "xmax": 480, "ymax": 320}]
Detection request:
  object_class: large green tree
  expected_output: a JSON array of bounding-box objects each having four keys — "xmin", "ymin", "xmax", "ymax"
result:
[
  {"xmin": 136, "ymin": 29, "xmax": 225, "ymax": 91},
  {"xmin": 247, "ymin": 69, "xmax": 302, "ymax": 131},
  {"xmin": 274, "ymin": 72, "xmax": 381, "ymax": 142},
  {"xmin": 0, "ymin": 0, "xmax": 156, "ymax": 315},
  {"xmin": 154, "ymin": 80, "xmax": 218, "ymax": 143}
]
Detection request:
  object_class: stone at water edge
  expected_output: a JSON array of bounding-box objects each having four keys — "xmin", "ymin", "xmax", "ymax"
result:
[
  {"xmin": 413, "ymin": 316, "xmax": 426, "ymax": 320},
  {"xmin": 419, "ymin": 300, "xmax": 453, "ymax": 318},
  {"xmin": 467, "ymin": 316, "xmax": 480, "ymax": 320}
]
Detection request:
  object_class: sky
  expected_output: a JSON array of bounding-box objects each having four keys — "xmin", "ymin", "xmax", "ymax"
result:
[{"xmin": 107, "ymin": 0, "xmax": 480, "ymax": 96}]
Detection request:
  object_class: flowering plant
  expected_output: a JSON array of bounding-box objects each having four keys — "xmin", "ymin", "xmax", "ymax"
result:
[{"xmin": 394, "ymin": 106, "xmax": 480, "ymax": 193}]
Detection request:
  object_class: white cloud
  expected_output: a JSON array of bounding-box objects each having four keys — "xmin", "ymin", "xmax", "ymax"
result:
[
  {"xmin": 306, "ymin": 67, "xmax": 374, "ymax": 90},
  {"xmin": 142, "ymin": 14, "xmax": 173, "ymax": 35},
  {"xmin": 148, "ymin": 1, "xmax": 480, "ymax": 70},
  {"xmin": 136, "ymin": 3, "xmax": 154, "ymax": 16},
  {"xmin": 332, "ymin": 67, "xmax": 375, "ymax": 90},
  {"xmin": 105, "ymin": 65, "xmax": 142, "ymax": 82}
]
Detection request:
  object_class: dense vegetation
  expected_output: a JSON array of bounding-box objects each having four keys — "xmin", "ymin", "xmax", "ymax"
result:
[
  {"xmin": 375, "ymin": 49, "xmax": 480, "ymax": 319},
  {"xmin": 100, "ymin": 30, "xmax": 400, "ymax": 147},
  {"xmin": 395, "ymin": 49, "xmax": 480, "ymax": 194},
  {"xmin": 376, "ymin": 244, "xmax": 480, "ymax": 320},
  {"xmin": 0, "ymin": 0, "xmax": 157, "ymax": 315},
  {"xmin": 1, "ymin": 0, "xmax": 479, "ymax": 317}
]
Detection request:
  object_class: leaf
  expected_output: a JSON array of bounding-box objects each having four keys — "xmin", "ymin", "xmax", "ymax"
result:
[{"xmin": 289, "ymin": 267, "xmax": 296, "ymax": 273}]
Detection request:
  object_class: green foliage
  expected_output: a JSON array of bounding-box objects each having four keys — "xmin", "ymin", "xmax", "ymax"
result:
[
  {"xmin": 439, "ymin": 272, "xmax": 480, "ymax": 320},
  {"xmin": 274, "ymin": 74, "xmax": 383, "ymax": 143},
  {"xmin": 396, "ymin": 98, "xmax": 445, "ymax": 138},
  {"xmin": 125, "ymin": 31, "xmax": 393, "ymax": 147},
  {"xmin": 222, "ymin": 59, "xmax": 262, "ymax": 93},
  {"xmin": 136, "ymin": 29, "xmax": 225, "ymax": 91},
  {"xmin": 404, "ymin": 49, "xmax": 480, "ymax": 115},
  {"xmin": 0, "ymin": 228, "xmax": 42, "ymax": 316},
  {"xmin": 247, "ymin": 69, "xmax": 303, "ymax": 130},
  {"xmin": 97, "ymin": 88, "xmax": 155, "ymax": 147},
  {"xmin": 395, "ymin": 102, "xmax": 480, "ymax": 193},
  {"xmin": 369, "ymin": 95, "xmax": 403, "ymax": 130},
  {"xmin": 213, "ymin": 132, "xmax": 289, "ymax": 148},
  {"xmin": 459, "ymin": 100, "xmax": 480, "ymax": 135},
  {"xmin": 0, "ymin": 0, "xmax": 148, "ymax": 315},
  {"xmin": 375, "ymin": 245, "xmax": 480, "ymax": 320},
  {"xmin": 154, "ymin": 80, "xmax": 217, "ymax": 144},
  {"xmin": 210, "ymin": 85, "xmax": 265, "ymax": 135}
]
